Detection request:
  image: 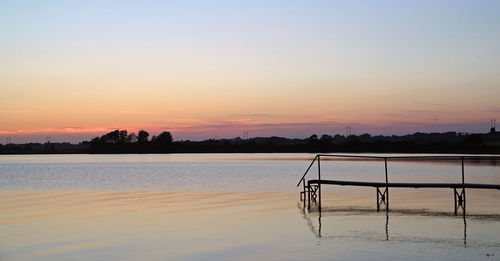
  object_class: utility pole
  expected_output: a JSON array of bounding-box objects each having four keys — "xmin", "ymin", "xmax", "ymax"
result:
[{"xmin": 346, "ymin": 125, "xmax": 352, "ymax": 136}]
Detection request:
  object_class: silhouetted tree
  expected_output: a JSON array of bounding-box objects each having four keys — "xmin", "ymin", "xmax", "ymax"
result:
[
  {"xmin": 119, "ymin": 130, "xmax": 128, "ymax": 143},
  {"xmin": 127, "ymin": 132, "xmax": 138, "ymax": 143},
  {"xmin": 153, "ymin": 131, "xmax": 173, "ymax": 145},
  {"xmin": 346, "ymin": 134, "xmax": 358, "ymax": 141},
  {"xmin": 102, "ymin": 130, "xmax": 120, "ymax": 144},
  {"xmin": 462, "ymin": 134, "xmax": 484, "ymax": 146},
  {"xmin": 320, "ymin": 134, "xmax": 333, "ymax": 143},
  {"xmin": 307, "ymin": 134, "xmax": 320, "ymax": 151},
  {"xmin": 333, "ymin": 134, "xmax": 345, "ymax": 143},
  {"xmin": 137, "ymin": 130, "xmax": 149, "ymax": 143},
  {"xmin": 358, "ymin": 133, "xmax": 371, "ymax": 142}
]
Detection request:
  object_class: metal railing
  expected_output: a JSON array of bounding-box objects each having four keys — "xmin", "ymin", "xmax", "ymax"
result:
[{"xmin": 298, "ymin": 154, "xmax": 500, "ymax": 214}]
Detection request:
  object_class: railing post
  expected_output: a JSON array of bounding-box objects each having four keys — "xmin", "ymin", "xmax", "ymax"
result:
[
  {"xmin": 461, "ymin": 157, "xmax": 465, "ymax": 184},
  {"xmin": 384, "ymin": 157, "xmax": 389, "ymax": 212},
  {"xmin": 318, "ymin": 155, "xmax": 321, "ymax": 211},
  {"xmin": 461, "ymin": 157, "xmax": 466, "ymax": 215}
]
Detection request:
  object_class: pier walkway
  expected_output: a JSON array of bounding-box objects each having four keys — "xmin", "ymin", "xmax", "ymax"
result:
[{"xmin": 298, "ymin": 154, "xmax": 500, "ymax": 214}]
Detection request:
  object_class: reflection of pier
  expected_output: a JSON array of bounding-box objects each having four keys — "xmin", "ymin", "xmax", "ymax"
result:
[
  {"xmin": 298, "ymin": 154, "xmax": 500, "ymax": 215},
  {"xmin": 300, "ymin": 206, "xmax": 471, "ymax": 247}
]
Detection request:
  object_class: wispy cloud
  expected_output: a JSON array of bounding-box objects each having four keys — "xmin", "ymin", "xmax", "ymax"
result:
[
  {"xmin": 413, "ymin": 101, "xmax": 453, "ymax": 107},
  {"xmin": 109, "ymin": 110, "xmax": 144, "ymax": 114},
  {"xmin": 482, "ymin": 107, "xmax": 500, "ymax": 113},
  {"xmin": 172, "ymin": 118, "xmax": 209, "ymax": 122},
  {"xmin": 228, "ymin": 113, "xmax": 289, "ymax": 118},
  {"xmin": 403, "ymin": 109, "xmax": 455, "ymax": 114},
  {"xmin": 221, "ymin": 118, "xmax": 253, "ymax": 123},
  {"xmin": 310, "ymin": 115, "xmax": 338, "ymax": 120},
  {"xmin": 0, "ymin": 110, "xmax": 35, "ymax": 113}
]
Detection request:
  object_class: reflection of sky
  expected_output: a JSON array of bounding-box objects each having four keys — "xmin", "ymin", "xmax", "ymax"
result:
[
  {"xmin": 2, "ymin": 190, "xmax": 500, "ymax": 260},
  {"xmin": 1, "ymin": 1, "xmax": 500, "ymax": 142}
]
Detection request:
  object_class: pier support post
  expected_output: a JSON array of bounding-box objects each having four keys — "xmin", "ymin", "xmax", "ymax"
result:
[
  {"xmin": 454, "ymin": 188, "xmax": 457, "ymax": 215},
  {"xmin": 454, "ymin": 157, "xmax": 466, "ymax": 215},
  {"xmin": 308, "ymin": 184, "xmax": 311, "ymax": 208},
  {"xmin": 376, "ymin": 187, "xmax": 389, "ymax": 212},
  {"xmin": 318, "ymin": 156, "xmax": 321, "ymax": 211},
  {"xmin": 454, "ymin": 188, "xmax": 466, "ymax": 215},
  {"xmin": 301, "ymin": 179, "xmax": 305, "ymax": 201},
  {"xmin": 384, "ymin": 158, "xmax": 389, "ymax": 212}
]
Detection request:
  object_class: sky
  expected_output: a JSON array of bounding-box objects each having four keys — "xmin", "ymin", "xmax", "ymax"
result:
[{"xmin": 1, "ymin": 0, "xmax": 499, "ymax": 143}]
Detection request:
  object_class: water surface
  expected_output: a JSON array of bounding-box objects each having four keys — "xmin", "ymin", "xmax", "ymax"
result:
[{"xmin": 1, "ymin": 153, "xmax": 499, "ymax": 260}]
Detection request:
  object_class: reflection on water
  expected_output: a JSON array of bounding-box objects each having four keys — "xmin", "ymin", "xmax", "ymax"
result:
[
  {"xmin": 0, "ymin": 191, "xmax": 300, "ymax": 261},
  {"xmin": 1, "ymin": 190, "xmax": 500, "ymax": 260},
  {"xmin": 299, "ymin": 205, "xmax": 500, "ymax": 250},
  {"xmin": 464, "ymin": 213, "xmax": 467, "ymax": 248},
  {"xmin": 385, "ymin": 213, "xmax": 389, "ymax": 241}
]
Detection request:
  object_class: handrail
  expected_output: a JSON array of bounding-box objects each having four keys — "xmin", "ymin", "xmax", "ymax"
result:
[
  {"xmin": 299, "ymin": 153, "xmax": 500, "ymax": 213},
  {"xmin": 296, "ymin": 155, "xmax": 318, "ymax": 187},
  {"xmin": 298, "ymin": 154, "xmax": 500, "ymax": 188},
  {"xmin": 298, "ymin": 154, "xmax": 500, "ymax": 187},
  {"xmin": 316, "ymin": 154, "xmax": 500, "ymax": 160}
]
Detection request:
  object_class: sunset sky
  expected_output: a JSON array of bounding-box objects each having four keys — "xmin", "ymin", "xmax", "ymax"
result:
[{"xmin": 1, "ymin": 0, "xmax": 499, "ymax": 143}]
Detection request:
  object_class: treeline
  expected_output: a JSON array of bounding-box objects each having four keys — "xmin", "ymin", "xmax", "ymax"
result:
[
  {"xmin": 0, "ymin": 142, "xmax": 88, "ymax": 154},
  {"xmin": 1, "ymin": 130, "xmax": 499, "ymax": 154},
  {"xmin": 85, "ymin": 129, "xmax": 500, "ymax": 154}
]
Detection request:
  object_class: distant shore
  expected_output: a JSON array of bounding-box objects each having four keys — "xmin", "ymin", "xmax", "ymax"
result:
[{"xmin": 1, "ymin": 130, "xmax": 499, "ymax": 155}]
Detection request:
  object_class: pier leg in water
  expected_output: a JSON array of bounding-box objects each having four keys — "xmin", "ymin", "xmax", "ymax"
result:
[
  {"xmin": 454, "ymin": 188, "xmax": 457, "ymax": 215},
  {"xmin": 318, "ymin": 210, "xmax": 322, "ymax": 238},
  {"xmin": 463, "ymin": 211, "xmax": 467, "ymax": 248},
  {"xmin": 376, "ymin": 187, "xmax": 389, "ymax": 212},
  {"xmin": 462, "ymin": 188, "xmax": 466, "ymax": 215},
  {"xmin": 386, "ymin": 187, "xmax": 389, "ymax": 212},
  {"xmin": 318, "ymin": 156, "xmax": 321, "ymax": 211},
  {"xmin": 385, "ymin": 212, "xmax": 389, "ymax": 241},
  {"xmin": 384, "ymin": 158, "xmax": 389, "ymax": 212},
  {"xmin": 318, "ymin": 184, "xmax": 321, "ymax": 211},
  {"xmin": 301, "ymin": 180, "xmax": 305, "ymax": 201},
  {"xmin": 454, "ymin": 188, "xmax": 466, "ymax": 215},
  {"xmin": 307, "ymin": 185, "xmax": 311, "ymax": 209}
]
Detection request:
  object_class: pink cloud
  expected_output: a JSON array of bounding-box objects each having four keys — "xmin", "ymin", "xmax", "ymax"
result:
[{"xmin": 0, "ymin": 127, "xmax": 113, "ymax": 135}]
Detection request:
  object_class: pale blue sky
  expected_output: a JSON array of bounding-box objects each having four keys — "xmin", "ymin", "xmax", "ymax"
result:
[{"xmin": 1, "ymin": 0, "xmax": 499, "ymax": 142}]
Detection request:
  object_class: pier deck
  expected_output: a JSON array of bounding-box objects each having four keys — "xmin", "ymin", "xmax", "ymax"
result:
[{"xmin": 308, "ymin": 179, "xmax": 500, "ymax": 189}]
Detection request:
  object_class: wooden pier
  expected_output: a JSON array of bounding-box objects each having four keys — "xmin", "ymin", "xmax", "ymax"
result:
[{"xmin": 298, "ymin": 154, "xmax": 500, "ymax": 215}]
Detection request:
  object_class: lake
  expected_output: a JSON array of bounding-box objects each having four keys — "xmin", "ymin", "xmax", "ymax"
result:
[{"xmin": 1, "ymin": 153, "xmax": 499, "ymax": 260}]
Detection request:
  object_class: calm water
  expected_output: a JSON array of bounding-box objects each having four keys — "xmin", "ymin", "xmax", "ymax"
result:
[{"xmin": 1, "ymin": 153, "xmax": 500, "ymax": 260}]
